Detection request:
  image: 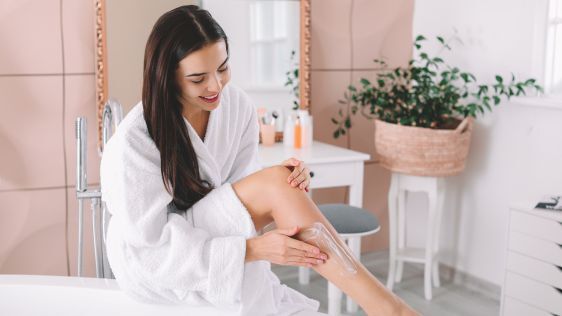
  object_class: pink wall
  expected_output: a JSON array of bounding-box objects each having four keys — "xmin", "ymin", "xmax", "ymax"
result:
[
  {"xmin": 0, "ymin": 0, "xmax": 99, "ymax": 277},
  {"xmin": 309, "ymin": 0, "xmax": 414, "ymax": 252}
]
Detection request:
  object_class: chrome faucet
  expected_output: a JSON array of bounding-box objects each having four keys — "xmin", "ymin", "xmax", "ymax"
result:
[
  {"xmin": 75, "ymin": 98, "xmax": 123, "ymax": 279},
  {"xmin": 100, "ymin": 98, "xmax": 123, "ymax": 156}
]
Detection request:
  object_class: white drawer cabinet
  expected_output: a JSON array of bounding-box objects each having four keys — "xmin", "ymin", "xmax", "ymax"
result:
[
  {"xmin": 306, "ymin": 161, "xmax": 362, "ymax": 189},
  {"xmin": 501, "ymin": 206, "xmax": 562, "ymax": 316}
]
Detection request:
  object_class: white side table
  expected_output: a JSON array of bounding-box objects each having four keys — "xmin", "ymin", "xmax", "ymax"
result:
[{"xmin": 386, "ymin": 172, "xmax": 446, "ymax": 300}]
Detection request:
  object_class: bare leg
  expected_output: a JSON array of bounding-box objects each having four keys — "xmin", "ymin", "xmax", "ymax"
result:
[{"xmin": 232, "ymin": 166, "xmax": 418, "ymax": 316}]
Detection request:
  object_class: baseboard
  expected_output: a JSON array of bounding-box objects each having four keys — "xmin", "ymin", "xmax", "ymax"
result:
[{"xmin": 441, "ymin": 264, "xmax": 501, "ymax": 301}]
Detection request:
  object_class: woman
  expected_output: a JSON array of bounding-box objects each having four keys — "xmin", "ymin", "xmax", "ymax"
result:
[{"xmin": 101, "ymin": 5, "xmax": 418, "ymax": 316}]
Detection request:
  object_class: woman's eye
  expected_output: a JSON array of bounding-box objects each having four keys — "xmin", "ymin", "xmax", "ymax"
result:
[
  {"xmin": 218, "ymin": 66, "xmax": 229, "ymax": 73},
  {"xmin": 191, "ymin": 78, "xmax": 204, "ymax": 84}
]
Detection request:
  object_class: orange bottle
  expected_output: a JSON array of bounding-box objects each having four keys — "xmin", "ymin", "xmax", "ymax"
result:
[{"xmin": 294, "ymin": 116, "xmax": 302, "ymax": 149}]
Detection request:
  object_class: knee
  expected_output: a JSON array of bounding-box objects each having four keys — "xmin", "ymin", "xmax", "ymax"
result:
[
  {"xmin": 261, "ymin": 165, "xmax": 291, "ymax": 183},
  {"xmin": 257, "ymin": 165, "xmax": 292, "ymax": 192}
]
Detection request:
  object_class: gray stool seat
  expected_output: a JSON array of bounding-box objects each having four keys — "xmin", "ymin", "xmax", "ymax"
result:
[{"xmin": 319, "ymin": 203, "xmax": 380, "ymax": 235}]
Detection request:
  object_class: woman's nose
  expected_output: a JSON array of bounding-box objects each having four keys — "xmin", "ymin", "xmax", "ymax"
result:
[{"xmin": 207, "ymin": 73, "xmax": 222, "ymax": 93}]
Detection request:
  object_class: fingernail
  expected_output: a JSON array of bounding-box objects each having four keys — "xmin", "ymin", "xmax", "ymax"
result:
[
  {"xmin": 321, "ymin": 254, "xmax": 327, "ymax": 260},
  {"xmin": 317, "ymin": 259, "xmax": 323, "ymax": 264}
]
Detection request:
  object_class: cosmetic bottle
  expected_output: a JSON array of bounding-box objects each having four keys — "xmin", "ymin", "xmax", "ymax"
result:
[
  {"xmin": 297, "ymin": 109, "xmax": 313, "ymax": 147},
  {"xmin": 283, "ymin": 114, "xmax": 294, "ymax": 147},
  {"xmin": 294, "ymin": 115, "xmax": 302, "ymax": 149}
]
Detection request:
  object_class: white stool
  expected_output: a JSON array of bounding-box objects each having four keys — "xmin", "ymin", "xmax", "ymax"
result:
[
  {"xmin": 299, "ymin": 204, "xmax": 380, "ymax": 316},
  {"xmin": 386, "ymin": 172, "xmax": 446, "ymax": 300}
]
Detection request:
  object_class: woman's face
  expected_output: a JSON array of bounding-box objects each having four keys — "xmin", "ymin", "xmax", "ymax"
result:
[{"xmin": 175, "ymin": 40, "xmax": 231, "ymax": 113}]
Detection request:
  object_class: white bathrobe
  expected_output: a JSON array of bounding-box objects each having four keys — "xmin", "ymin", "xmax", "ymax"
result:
[{"xmin": 100, "ymin": 84, "xmax": 321, "ymax": 315}]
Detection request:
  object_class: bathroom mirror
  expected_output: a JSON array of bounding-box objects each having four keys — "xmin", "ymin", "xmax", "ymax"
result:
[{"xmin": 94, "ymin": 0, "xmax": 311, "ymax": 144}]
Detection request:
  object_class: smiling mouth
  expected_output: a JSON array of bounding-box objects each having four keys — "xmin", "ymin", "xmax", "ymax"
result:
[{"xmin": 199, "ymin": 93, "xmax": 219, "ymax": 103}]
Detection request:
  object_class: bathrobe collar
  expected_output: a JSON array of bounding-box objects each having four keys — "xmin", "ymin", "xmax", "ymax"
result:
[{"xmin": 182, "ymin": 101, "xmax": 222, "ymax": 188}]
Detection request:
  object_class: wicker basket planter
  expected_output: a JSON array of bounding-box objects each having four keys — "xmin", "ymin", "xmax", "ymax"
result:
[{"xmin": 373, "ymin": 117, "xmax": 474, "ymax": 177}]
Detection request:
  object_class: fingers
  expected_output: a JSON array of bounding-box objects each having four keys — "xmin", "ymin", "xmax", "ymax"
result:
[
  {"xmin": 286, "ymin": 237, "xmax": 325, "ymax": 257},
  {"xmin": 295, "ymin": 169, "xmax": 311, "ymax": 190},
  {"xmin": 287, "ymin": 161, "xmax": 303, "ymax": 184},
  {"xmin": 285, "ymin": 249, "xmax": 327, "ymax": 267},
  {"xmin": 287, "ymin": 163, "xmax": 308, "ymax": 187},
  {"xmin": 287, "ymin": 247, "xmax": 327, "ymax": 261},
  {"xmin": 286, "ymin": 256, "xmax": 325, "ymax": 267},
  {"xmin": 282, "ymin": 157, "xmax": 300, "ymax": 167},
  {"xmin": 283, "ymin": 158, "xmax": 311, "ymax": 191},
  {"xmin": 281, "ymin": 158, "xmax": 300, "ymax": 172}
]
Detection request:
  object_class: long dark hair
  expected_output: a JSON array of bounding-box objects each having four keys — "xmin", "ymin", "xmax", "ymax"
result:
[{"xmin": 142, "ymin": 5, "xmax": 228, "ymax": 210}]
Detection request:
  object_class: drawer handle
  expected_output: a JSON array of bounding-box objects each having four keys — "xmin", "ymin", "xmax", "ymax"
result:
[{"xmin": 309, "ymin": 171, "xmax": 315, "ymax": 178}]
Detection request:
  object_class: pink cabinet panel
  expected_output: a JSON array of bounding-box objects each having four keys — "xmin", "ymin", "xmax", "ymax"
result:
[
  {"xmin": 311, "ymin": 0, "xmax": 352, "ymax": 69},
  {"xmin": 351, "ymin": 0, "xmax": 414, "ymax": 69}
]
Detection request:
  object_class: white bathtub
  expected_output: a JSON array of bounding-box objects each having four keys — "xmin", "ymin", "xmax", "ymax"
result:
[{"xmin": 0, "ymin": 274, "xmax": 238, "ymax": 316}]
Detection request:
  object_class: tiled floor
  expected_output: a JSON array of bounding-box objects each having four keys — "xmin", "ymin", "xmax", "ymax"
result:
[{"xmin": 271, "ymin": 251, "xmax": 500, "ymax": 316}]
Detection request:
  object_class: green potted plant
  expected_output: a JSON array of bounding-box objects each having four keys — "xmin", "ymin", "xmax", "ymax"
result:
[
  {"xmin": 332, "ymin": 35, "xmax": 542, "ymax": 176},
  {"xmin": 285, "ymin": 50, "xmax": 300, "ymax": 110}
]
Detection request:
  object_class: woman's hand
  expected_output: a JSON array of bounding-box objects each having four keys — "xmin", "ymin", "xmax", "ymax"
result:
[
  {"xmin": 245, "ymin": 226, "xmax": 327, "ymax": 267},
  {"xmin": 281, "ymin": 158, "xmax": 311, "ymax": 192}
]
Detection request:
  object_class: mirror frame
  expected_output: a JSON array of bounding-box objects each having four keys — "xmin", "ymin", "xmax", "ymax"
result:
[{"xmin": 94, "ymin": 0, "xmax": 311, "ymax": 144}]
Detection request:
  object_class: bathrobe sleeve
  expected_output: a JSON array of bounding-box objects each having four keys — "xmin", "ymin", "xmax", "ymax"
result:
[
  {"xmin": 100, "ymin": 124, "xmax": 247, "ymax": 305},
  {"xmin": 225, "ymin": 90, "xmax": 262, "ymax": 183}
]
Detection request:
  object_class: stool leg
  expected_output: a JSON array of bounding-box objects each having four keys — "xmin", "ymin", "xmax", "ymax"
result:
[
  {"xmin": 328, "ymin": 281, "xmax": 342, "ymax": 316},
  {"xmin": 424, "ymin": 187, "xmax": 437, "ymax": 300},
  {"xmin": 298, "ymin": 267, "xmax": 310, "ymax": 285},
  {"xmin": 386, "ymin": 174, "xmax": 398, "ymax": 291},
  {"xmin": 395, "ymin": 190, "xmax": 407, "ymax": 283},
  {"xmin": 432, "ymin": 261, "xmax": 440, "ymax": 288},
  {"xmin": 346, "ymin": 237, "xmax": 361, "ymax": 313},
  {"xmin": 432, "ymin": 180, "xmax": 445, "ymax": 288}
]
